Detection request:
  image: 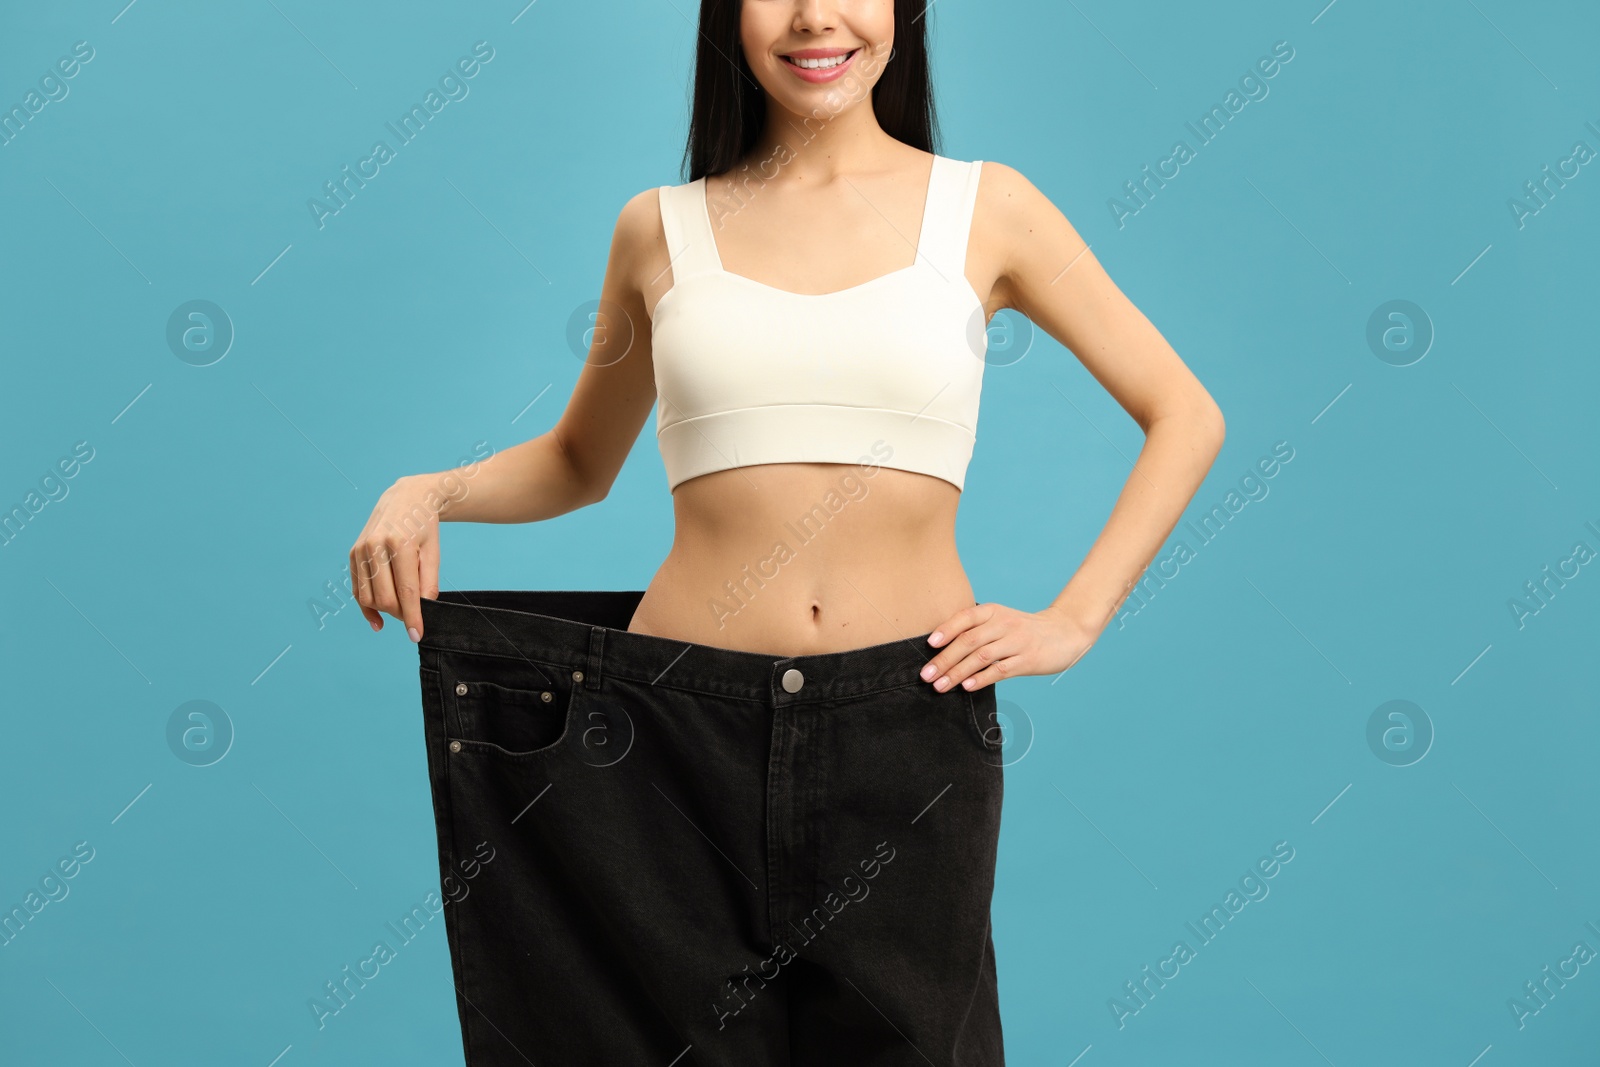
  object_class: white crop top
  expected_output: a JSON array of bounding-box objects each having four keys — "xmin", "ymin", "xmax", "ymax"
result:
[{"xmin": 650, "ymin": 155, "xmax": 988, "ymax": 492}]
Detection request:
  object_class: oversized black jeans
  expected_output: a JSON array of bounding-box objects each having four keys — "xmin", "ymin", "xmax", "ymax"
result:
[{"xmin": 416, "ymin": 590, "xmax": 1006, "ymax": 1065}]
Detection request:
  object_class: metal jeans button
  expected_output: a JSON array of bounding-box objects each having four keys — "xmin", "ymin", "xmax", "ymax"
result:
[
  {"xmin": 572, "ymin": 670, "xmax": 584, "ymax": 683},
  {"xmin": 781, "ymin": 668, "xmax": 804, "ymax": 694},
  {"xmin": 454, "ymin": 682, "xmax": 468, "ymax": 696},
  {"xmin": 449, "ymin": 741, "xmax": 461, "ymax": 752}
]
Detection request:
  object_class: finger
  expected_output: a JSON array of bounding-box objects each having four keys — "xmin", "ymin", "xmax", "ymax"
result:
[
  {"xmin": 922, "ymin": 612, "xmax": 1002, "ymax": 683},
  {"xmin": 959, "ymin": 657, "xmax": 1021, "ymax": 692},
  {"xmin": 392, "ymin": 544, "xmax": 424, "ymax": 642},
  {"xmin": 368, "ymin": 541, "xmax": 401, "ymax": 623},
  {"xmin": 351, "ymin": 549, "xmax": 382, "ymax": 631},
  {"xmin": 926, "ymin": 603, "xmax": 985, "ymax": 649},
  {"xmin": 419, "ymin": 535, "xmax": 440, "ymax": 601},
  {"xmin": 928, "ymin": 627, "xmax": 1011, "ymax": 694}
]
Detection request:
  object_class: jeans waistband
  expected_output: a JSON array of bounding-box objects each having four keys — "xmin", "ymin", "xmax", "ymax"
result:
[{"xmin": 417, "ymin": 590, "xmax": 939, "ymax": 707}]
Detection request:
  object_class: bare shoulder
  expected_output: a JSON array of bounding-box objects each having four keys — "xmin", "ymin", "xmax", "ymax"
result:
[
  {"xmin": 611, "ymin": 184, "xmax": 669, "ymax": 261},
  {"xmin": 970, "ymin": 159, "xmax": 1090, "ymax": 313},
  {"xmin": 974, "ymin": 159, "xmax": 1079, "ymax": 240},
  {"xmin": 603, "ymin": 183, "xmax": 675, "ymax": 309}
]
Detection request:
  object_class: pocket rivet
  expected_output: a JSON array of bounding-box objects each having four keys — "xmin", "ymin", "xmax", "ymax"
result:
[
  {"xmin": 541, "ymin": 691, "xmax": 553, "ymax": 703},
  {"xmin": 454, "ymin": 682, "xmax": 468, "ymax": 696},
  {"xmin": 449, "ymin": 741, "xmax": 461, "ymax": 753},
  {"xmin": 572, "ymin": 670, "xmax": 584, "ymax": 683}
]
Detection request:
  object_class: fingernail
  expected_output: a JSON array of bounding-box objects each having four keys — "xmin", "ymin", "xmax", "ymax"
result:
[
  {"xmin": 961, "ymin": 678, "xmax": 975, "ymax": 690},
  {"xmin": 934, "ymin": 676, "xmax": 950, "ymax": 692},
  {"xmin": 920, "ymin": 663, "xmax": 936, "ymax": 681},
  {"xmin": 370, "ymin": 620, "xmax": 381, "ymax": 632},
  {"xmin": 408, "ymin": 627, "xmax": 420, "ymax": 643},
  {"xmin": 928, "ymin": 631, "xmax": 943, "ymax": 645}
]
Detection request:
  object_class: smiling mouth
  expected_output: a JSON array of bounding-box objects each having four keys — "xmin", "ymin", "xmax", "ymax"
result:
[{"xmin": 781, "ymin": 49, "xmax": 860, "ymax": 71}]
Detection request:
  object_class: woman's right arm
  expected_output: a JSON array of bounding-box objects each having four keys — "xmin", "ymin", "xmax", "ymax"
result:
[{"xmin": 348, "ymin": 185, "xmax": 667, "ymax": 641}]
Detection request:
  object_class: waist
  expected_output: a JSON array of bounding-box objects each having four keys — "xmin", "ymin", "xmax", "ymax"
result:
[
  {"xmin": 644, "ymin": 464, "xmax": 970, "ymax": 654},
  {"xmin": 636, "ymin": 543, "xmax": 972, "ymax": 659}
]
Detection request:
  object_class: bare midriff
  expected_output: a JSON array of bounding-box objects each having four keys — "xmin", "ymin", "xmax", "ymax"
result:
[{"xmin": 625, "ymin": 461, "xmax": 975, "ymax": 657}]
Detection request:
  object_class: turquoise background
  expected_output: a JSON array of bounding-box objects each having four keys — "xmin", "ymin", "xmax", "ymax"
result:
[{"xmin": 3, "ymin": 0, "xmax": 1598, "ymax": 1063}]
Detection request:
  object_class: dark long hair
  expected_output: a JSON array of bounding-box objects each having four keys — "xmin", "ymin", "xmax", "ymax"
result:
[{"xmin": 682, "ymin": 0, "xmax": 940, "ymax": 182}]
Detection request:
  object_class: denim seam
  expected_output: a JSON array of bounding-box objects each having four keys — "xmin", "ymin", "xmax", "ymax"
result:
[
  {"xmin": 764, "ymin": 707, "xmax": 788, "ymax": 954},
  {"xmin": 808, "ymin": 711, "xmax": 830, "ymax": 922},
  {"xmin": 585, "ymin": 626, "xmax": 605, "ymax": 690},
  {"xmin": 423, "ymin": 665, "xmax": 475, "ymax": 1059},
  {"xmin": 950, "ymin": 912, "xmax": 991, "ymax": 1058}
]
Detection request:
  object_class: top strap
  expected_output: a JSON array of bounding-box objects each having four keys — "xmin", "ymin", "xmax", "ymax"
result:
[
  {"xmin": 917, "ymin": 157, "xmax": 984, "ymax": 283},
  {"xmin": 657, "ymin": 180, "xmax": 722, "ymax": 286}
]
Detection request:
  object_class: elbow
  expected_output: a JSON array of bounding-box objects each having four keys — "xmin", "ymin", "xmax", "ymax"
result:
[
  {"xmin": 549, "ymin": 425, "xmax": 611, "ymax": 511},
  {"xmin": 570, "ymin": 465, "xmax": 613, "ymax": 512},
  {"xmin": 1201, "ymin": 399, "xmax": 1225, "ymax": 454},
  {"xmin": 1177, "ymin": 380, "xmax": 1225, "ymax": 451},
  {"xmin": 1192, "ymin": 402, "xmax": 1226, "ymax": 465},
  {"xmin": 1142, "ymin": 395, "xmax": 1224, "ymax": 452}
]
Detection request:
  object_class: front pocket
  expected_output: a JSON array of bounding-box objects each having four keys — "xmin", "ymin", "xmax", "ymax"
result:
[
  {"xmin": 966, "ymin": 686, "xmax": 1006, "ymax": 754},
  {"xmin": 450, "ymin": 676, "xmax": 575, "ymax": 758}
]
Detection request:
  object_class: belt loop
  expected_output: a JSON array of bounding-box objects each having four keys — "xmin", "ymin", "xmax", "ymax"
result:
[{"xmin": 585, "ymin": 626, "xmax": 605, "ymax": 690}]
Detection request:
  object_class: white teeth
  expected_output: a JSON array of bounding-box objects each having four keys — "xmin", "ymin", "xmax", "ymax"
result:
[{"xmin": 789, "ymin": 51, "xmax": 853, "ymax": 70}]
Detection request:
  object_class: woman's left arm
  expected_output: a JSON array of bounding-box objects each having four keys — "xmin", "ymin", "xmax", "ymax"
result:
[{"xmin": 921, "ymin": 162, "xmax": 1226, "ymax": 694}]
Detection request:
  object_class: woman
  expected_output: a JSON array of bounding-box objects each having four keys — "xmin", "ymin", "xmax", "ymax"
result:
[{"xmin": 349, "ymin": 1, "xmax": 1223, "ymax": 1062}]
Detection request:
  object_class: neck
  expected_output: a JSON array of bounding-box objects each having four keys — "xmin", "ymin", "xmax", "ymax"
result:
[{"xmin": 746, "ymin": 87, "xmax": 896, "ymax": 183}]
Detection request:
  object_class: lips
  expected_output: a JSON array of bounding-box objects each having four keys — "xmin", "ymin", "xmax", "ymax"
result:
[
  {"xmin": 778, "ymin": 47, "xmax": 861, "ymax": 82},
  {"xmin": 782, "ymin": 48, "xmax": 858, "ymax": 69}
]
